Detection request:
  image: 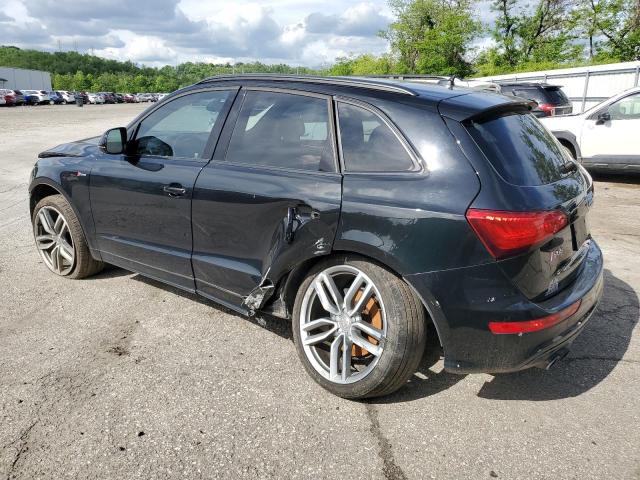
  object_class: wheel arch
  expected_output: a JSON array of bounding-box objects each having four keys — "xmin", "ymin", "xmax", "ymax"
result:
[
  {"xmin": 552, "ymin": 130, "xmax": 581, "ymax": 160},
  {"xmin": 29, "ymin": 178, "xmax": 101, "ymax": 259},
  {"xmin": 273, "ymin": 249, "xmax": 443, "ymax": 348},
  {"xmin": 29, "ymin": 181, "xmax": 64, "ymax": 217}
]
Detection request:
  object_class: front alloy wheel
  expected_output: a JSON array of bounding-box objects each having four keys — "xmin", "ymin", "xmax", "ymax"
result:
[
  {"xmin": 32, "ymin": 194, "xmax": 103, "ymax": 279},
  {"xmin": 293, "ymin": 257, "xmax": 426, "ymax": 399},
  {"xmin": 34, "ymin": 206, "xmax": 76, "ymax": 275}
]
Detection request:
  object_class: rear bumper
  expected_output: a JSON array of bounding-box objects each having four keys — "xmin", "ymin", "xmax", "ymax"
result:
[{"xmin": 406, "ymin": 239, "xmax": 604, "ymax": 374}]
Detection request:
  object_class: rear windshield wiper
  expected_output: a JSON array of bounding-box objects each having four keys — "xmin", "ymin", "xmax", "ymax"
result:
[{"xmin": 560, "ymin": 160, "xmax": 578, "ymax": 175}]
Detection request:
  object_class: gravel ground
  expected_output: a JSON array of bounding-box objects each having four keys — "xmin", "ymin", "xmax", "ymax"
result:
[{"xmin": 0, "ymin": 104, "xmax": 638, "ymax": 480}]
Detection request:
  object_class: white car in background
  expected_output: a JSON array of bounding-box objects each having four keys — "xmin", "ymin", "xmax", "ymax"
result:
[
  {"xmin": 23, "ymin": 90, "xmax": 50, "ymax": 105},
  {"xmin": 541, "ymin": 87, "xmax": 640, "ymax": 173},
  {"xmin": 87, "ymin": 93, "xmax": 105, "ymax": 104},
  {"xmin": 56, "ymin": 90, "xmax": 76, "ymax": 104}
]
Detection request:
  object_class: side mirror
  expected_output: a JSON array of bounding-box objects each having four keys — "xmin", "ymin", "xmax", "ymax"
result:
[
  {"xmin": 596, "ymin": 112, "xmax": 610, "ymax": 125},
  {"xmin": 99, "ymin": 127, "xmax": 128, "ymax": 154}
]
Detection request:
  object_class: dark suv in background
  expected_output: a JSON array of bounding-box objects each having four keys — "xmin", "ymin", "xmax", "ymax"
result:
[
  {"xmin": 29, "ymin": 75, "xmax": 603, "ymax": 399},
  {"xmin": 499, "ymin": 82, "xmax": 573, "ymax": 116}
]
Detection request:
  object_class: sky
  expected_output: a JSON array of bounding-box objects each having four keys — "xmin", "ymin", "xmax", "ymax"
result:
[{"xmin": 0, "ymin": 0, "xmax": 496, "ymax": 67}]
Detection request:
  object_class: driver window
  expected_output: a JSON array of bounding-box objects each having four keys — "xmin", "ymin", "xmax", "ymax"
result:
[
  {"xmin": 608, "ymin": 93, "xmax": 640, "ymax": 120},
  {"xmin": 134, "ymin": 90, "xmax": 232, "ymax": 160}
]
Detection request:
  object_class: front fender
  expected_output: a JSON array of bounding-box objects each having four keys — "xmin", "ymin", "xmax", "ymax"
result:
[{"xmin": 29, "ymin": 158, "xmax": 99, "ymax": 256}]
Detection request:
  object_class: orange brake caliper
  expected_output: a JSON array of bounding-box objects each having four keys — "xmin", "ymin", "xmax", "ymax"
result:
[{"xmin": 351, "ymin": 290, "xmax": 382, "ymax": 357}]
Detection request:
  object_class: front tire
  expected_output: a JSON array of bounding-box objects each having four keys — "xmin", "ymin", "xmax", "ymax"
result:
[
  {"xmin": 292, "ymin": 256, "xmax": 426, "ymax": 399},
  {"xmin": 32, "ymin": 194, "xmax": 103, "ymax": 279}
]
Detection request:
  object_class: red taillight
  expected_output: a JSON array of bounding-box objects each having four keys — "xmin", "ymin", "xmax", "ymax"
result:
[
  {"xmin": 538, "ymin": 103, "xmax": 555, "ymax": 116},
  {"xmin": 489, "ymin": 300, "xmax": 581, "ymax": 334},
  {"xmin": 466, "ymin": 209, "xmax": 568, "ymax": 259}
]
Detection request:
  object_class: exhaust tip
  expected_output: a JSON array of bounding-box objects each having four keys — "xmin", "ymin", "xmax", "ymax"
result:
[{"xmin": 544, "ymin": 348, "xmax": 570, "ymax": 370}]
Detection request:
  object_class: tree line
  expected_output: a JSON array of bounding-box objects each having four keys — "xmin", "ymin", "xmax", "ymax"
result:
[
  {"xmin": 0, "ymin": 46, "xmax": 316, "ymax": 92},
  {"xmin": 0, "ymin": 0, "xmax": 638, "ymax": 92},
  {"xmin": 333, "ymin": 0, "xmax": 639, "ymax": 77}
]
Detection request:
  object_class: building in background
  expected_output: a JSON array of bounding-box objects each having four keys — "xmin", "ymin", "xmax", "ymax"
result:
[
  {"xmin": 0, "ymin": 67, "xmax": 52, "ymax": 91},
  {"xmin": 476, "ymin": 61, "xmax": 640, "ymax": 113}
]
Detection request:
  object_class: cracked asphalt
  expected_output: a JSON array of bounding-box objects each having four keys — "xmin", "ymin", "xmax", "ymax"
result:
[{"xmin": 1, "ymin": 104, "xmax": 639, "ymax": 480}]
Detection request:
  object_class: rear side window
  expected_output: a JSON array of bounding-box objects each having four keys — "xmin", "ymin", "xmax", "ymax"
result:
[
  {"xmin": 337, "ymin": 103, "xmax": 414, "ymax": 172},
  {"xmin": 225, "ymin": 91, "xmax": 335, "ymax": 172},
  {"xmin": 467, "ymin": 113, "xmax": 568, "ymax": 186}
]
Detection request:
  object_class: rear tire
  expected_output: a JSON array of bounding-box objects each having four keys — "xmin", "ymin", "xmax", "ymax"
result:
[
  {"xmin": 32, "ymin": 194, "xmax": 104, "ymax": 279},
  {"xmin": 292, "ymin": 256, "xmax": 426, "ymax": 399}
]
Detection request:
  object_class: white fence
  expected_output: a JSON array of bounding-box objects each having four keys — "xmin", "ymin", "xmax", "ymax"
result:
[{"xmin": 475, "ymin": 61, "xmax": 640, "ymax": 113}]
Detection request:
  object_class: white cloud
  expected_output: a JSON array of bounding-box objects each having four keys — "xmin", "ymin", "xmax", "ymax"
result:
[{"xmin": 0, "ymin": 0, "xmax": 395, "ymax": 67}]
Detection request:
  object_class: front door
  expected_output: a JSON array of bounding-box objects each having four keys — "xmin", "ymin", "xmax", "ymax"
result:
[
  {"xmin": 191, "ymin": 88, "xmax": 342, "ymax": 308},
  {"xmin": 581, "ymin": 91, "xmax": 640, "ymax": 166},
  {"xmin": 90, "ymin": 88, "xmax": 236, "ymax": 290}
]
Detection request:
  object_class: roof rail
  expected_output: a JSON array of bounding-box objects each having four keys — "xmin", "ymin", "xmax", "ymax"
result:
[
  {"xmin": 367, "ymin": 74, "xmax": 450, "ymax": 80},
  {"xmin": 196, "ymin": 74, "xmax": 418, "ymax": 96}
]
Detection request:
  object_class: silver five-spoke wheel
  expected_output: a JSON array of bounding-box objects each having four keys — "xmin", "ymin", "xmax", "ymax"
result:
[
  {"xmin": 299, "ymin": 265, "xmax": 387, "ymax": 384},
  {"xmin": 34, "ymin": 205, "xmax": 75, "ymax": 275}
]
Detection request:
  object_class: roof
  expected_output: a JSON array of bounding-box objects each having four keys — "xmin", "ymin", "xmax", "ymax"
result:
[
  {"xmin": 196, "ymin": 74, "xmax": 470, "ymax": 102},
  {"xmin": 191, "ymin": 73, "xmax": 525, "ymax": 121}
]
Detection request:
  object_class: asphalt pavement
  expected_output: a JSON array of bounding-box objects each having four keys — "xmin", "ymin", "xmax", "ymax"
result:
[{"xmin": 0, "ymin": 104, "xmax": 638, "ymax": 479}]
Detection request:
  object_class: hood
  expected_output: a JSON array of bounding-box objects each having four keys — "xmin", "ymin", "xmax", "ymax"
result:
[{"xmin": 38, "ymin": 136, "xmax": 100, "ymax": 158}]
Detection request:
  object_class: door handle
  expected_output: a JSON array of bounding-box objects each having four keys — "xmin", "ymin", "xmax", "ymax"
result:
[{"xmin": 163, "ymin": 184, "xmax": 186, "ymax": 197}]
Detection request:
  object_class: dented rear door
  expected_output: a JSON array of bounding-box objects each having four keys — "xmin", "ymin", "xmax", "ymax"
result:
[{"xmin": 190, "ymin": 87, "xmax": 342, "ymax": 309}]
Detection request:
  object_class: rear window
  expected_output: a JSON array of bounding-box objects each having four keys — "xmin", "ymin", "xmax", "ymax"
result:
[
  {"xmin": 467, "ymin": 113, "xmax": 568, "ymax": 186},
  {"xmin": 543, "ymin": 86, "xmax": 569, "ymax": 105},
  {"xmin": 510, "ymin": 86, "xmax": 568, "ymax": 106}
]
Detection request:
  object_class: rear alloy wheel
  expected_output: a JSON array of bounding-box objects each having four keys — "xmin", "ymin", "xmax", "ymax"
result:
[
  {"xmin": 32, "ymin": 194, "xmax": 103, "ymax": 279},
  {"xmin": 293, "ymin": 257, "xmax": 426, "ymax": 399}
]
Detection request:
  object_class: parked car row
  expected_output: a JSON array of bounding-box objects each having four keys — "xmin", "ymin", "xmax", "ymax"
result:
[{"xmin": 0, "ymin": 89, "xmax": 168, "ymax": 106}]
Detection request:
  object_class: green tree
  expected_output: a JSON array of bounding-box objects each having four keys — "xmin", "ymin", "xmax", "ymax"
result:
[
  {"xmin": 480, "ymin": 0, "xmax": 582, "ymax": 73},
  {"xmin": 584, "ymin": 0, "xmax": 640, "ymax": 60},
  {"xmin": 327, "ymin": 54, "xmax": 396, "ymax": 76},
  {"xmin": 381, "ymin": 0, "xmax": 482, "ymax": 76}
]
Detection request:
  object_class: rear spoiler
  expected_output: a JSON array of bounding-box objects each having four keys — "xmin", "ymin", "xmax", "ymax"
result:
[{"xmin": 438, "ymin": 91, "xmax": 534, "ymax": 123}]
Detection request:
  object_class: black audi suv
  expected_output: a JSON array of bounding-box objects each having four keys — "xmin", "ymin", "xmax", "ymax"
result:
[{"xmin": 29, "ymin": 75, "xmax": 603, "ymax": 399}]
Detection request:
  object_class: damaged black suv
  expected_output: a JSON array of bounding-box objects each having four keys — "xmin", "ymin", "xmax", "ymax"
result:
[{"xmin": 29, "ymin": 75, "xmax": 603, "ymax": 399}]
